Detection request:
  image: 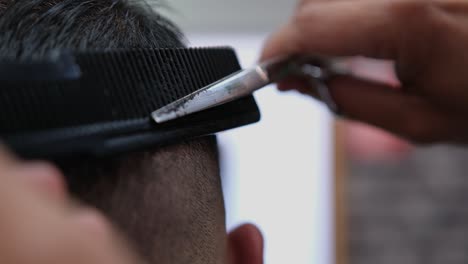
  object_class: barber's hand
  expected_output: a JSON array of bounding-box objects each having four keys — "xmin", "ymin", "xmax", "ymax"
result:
[
  {"xmin": 262, "ymin": 0, "xmax": 468, "ymax": 143},
  {"xmin": 0, "ymin": 146, "xmax": 139, "ymax": 264}
]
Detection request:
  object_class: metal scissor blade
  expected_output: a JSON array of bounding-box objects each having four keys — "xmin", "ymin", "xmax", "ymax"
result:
[{"xmin": 151, "ymin": 65, "xmax": 271, "ymax": 123}]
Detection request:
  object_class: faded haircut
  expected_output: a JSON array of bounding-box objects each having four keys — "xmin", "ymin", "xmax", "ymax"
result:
[{"xmin": 0, "ymin": 1, "xmax": 227, "ymax": 264}]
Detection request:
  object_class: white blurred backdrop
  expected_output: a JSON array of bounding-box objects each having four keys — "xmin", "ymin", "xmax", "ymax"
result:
[{"xmin": 161, "ymin": 2, "xmax": 334, "ymax": 264}]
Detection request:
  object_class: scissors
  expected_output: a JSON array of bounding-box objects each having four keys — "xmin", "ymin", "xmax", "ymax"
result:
[{"xmin": 151, "ymin": 55, "xmax": 351, "ymax": 123}]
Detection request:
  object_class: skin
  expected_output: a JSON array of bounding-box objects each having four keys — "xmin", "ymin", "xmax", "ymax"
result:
[
  {"xmin": 0, "ymin": 144, "xmax": 264, "ymax": 264},
  {"xmin": 261, "ymin": 0, "xmax": 468, "ymax": 144},
  {"xmin": 7, "ymin": 0, "xmax": 468, "ymax": 259},
  {"xmin": 0, "ymin": 145, "xmax": 141, "ymax": 264}
]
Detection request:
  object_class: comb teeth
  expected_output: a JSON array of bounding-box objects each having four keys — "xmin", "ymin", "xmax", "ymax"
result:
[{"xmin": 0, "ymin": 47, "xmax": 240, "ymax": 133}]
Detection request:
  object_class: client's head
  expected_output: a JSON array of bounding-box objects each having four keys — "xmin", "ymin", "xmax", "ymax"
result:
[{"xmin": 0, "ymin": 1, "xmax": 263, "ymax": 263}]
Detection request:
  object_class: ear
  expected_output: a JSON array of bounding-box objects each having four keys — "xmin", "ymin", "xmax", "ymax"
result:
[{"xmin": 227, "ymin": 223, "xmax": 264, "ymax": 264}]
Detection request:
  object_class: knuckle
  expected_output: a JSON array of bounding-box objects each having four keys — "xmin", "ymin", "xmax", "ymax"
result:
[
  {"xmin": 36, "ymin": 162, "xmax": 63, "ymax": 177},
  {"xmin": 400, "ymin": 112, "xmax": 440, "ymax": 144},
  {"xmin": 30, "ymin": 161, "xmax": 66, "ymax": 185},
  {"xmin": 387, "ymin": 0, "xmax": 450, "ymax": 47},
  {"xmin": 293, "ymin": 7, "xmax": 309, "ymax": 27},
  {"xmin": 386, "ymin": 0, "xmax": 440, "ymax": 34},
  {"xmin": 401, "ymin": 113, "xmax": 432, "ymax": 143},
  {"xmin": 292, "ymin": 7, "xmax": 316, "ymax": 49},
  {"xmin": 293, "ymin": 1, "xmax": 319, "ymax": 26},
  {"xmin": 387, "ymin": 0, "xmax": 432, "ymax": 19},
  {"xmin": 298, "ymin": 0, "xmax": 307, "ymax": 8},
  {"xmin": 381, "ymin": 0, "xmax": 442, "ymax": 61}
]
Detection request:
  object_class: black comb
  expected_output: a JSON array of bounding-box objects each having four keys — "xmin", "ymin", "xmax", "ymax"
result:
[
  {"xmin": 0, "ymin": 47, "xmax": 261, "ymax": 159},
  {"xmin": 0, "ymin": 50, "xmax": 81, "ymax": 81}
]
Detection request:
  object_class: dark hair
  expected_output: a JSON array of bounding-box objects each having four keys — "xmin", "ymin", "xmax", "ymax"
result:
[
  {"xmin": 0, "ymin": 1, "xmax": 226, "ymax": 263},
  {"xmin": 0, "ymin": 0, "xmax": 184, "ymax": 57},
  {"xmin": 65, "ymin": 136, "xmax": 224, "ymax": 264}
]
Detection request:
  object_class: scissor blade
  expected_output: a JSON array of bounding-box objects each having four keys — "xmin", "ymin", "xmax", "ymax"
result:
[{"xmin": 151, "ymin": 65, "xmax": 271, "ymax": 123}]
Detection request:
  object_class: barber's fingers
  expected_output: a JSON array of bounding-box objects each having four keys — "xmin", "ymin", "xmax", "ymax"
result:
[
  {"xmin": 17, "ymin": 162, "xmax": 68, "ymax": 201},
  {"xmin": 68, "ymin": 205, "xmax": 142, "ymax": 264},
  {"xmin": 0, "ymin": 144, "xmax": 17, "ymax": 168},
  {"xmin": 261, "ymin": 0, "xmax": 396, "ymax": 60},
  {"xmin": 0, "ymin": 145, "xmax": 67, "ymax": 201},
  {"xmin": 297, "ymin": 0, "xmax": 363, "ymax": 10},
  {"xmin": 326, "ymin": 77, "xmax": 466, "ymax": 143}
]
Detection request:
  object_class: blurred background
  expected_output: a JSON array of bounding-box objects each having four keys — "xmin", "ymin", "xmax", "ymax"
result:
[
  {"xmin": 161, "ymin": 1, "xmax": 334, "ymax": 264},
  {"xmin": 161, "ymin": 1, "xmax": 468, "ymax": 264}
]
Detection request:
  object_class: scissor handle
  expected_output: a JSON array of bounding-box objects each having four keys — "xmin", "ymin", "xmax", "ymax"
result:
[{"xmin": 289, "ymin": 55, "xmax": 350, "ymax": 115}]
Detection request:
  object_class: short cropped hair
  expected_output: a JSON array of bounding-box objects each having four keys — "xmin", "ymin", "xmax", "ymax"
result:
[{"xmin": 0, "ymin": 1, "xmax": 226, "ymax": 263}]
